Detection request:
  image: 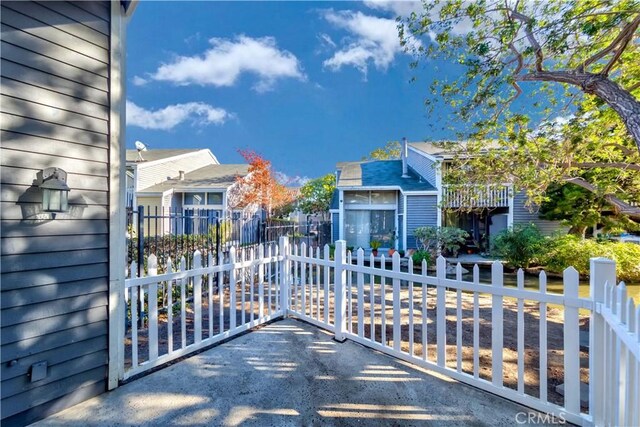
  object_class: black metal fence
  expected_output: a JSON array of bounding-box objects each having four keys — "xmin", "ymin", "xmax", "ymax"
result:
[{"xmin": 126, "ymin": 206, "xmax": 331, "ymax": 276}]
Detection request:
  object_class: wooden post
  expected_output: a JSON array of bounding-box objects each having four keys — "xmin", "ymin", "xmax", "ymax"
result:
[
  {"xmin": 436, "ymin": 256, "xmax": 446, "ymax": 367},
  {"xmin": 590, "ymin": 257, "xmax": 616, "ymax": 426},
  {"xmin": 279, "ymin": 236, "xmax": 290, "ymax": 316},
  {"xmin": 491, "ymin": 260, "xmax": 504, "ymax": 387},
  {"xmin": 334, "ymin": 240, "xmax": 347, "ymax": 342}
]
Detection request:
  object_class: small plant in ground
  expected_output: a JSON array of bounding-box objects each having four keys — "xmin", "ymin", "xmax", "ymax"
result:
[
  {"xmin": 411, "ymin": 249, "xmax": 431, "ymax": 266},
  {"xmin": 491, "ymin": 224, "xmax": 545, "ymax": 269},
  {"xmin": 413, "ymin": 226, "xmax": 468, "ymax": 257}
]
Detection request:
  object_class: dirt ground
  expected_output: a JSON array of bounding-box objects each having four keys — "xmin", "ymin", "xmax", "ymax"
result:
[{"xmin": 125, "ymin": 277, "xmax": 588, "ymax": 411}]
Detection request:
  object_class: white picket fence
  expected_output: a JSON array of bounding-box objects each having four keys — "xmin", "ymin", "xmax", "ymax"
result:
[
  {"xmin": 121, "ymin": 238, "xmax": 639, "ymax": 426},
  {"xmin": 122, "ymin": 241, "xmax": 286, "ymax": 379}
]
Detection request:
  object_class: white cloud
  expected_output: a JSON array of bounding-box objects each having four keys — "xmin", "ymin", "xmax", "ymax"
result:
[
  {"xmin": 365, "ymin": 1, "xmax": 474, "ymax": 40},
  {"xmin": 126, "ymin": 100, "xmax": 233, "ymax": 131},
  {"xmin": 149, "ymin": 35, "xmax": 305, "ymax": 92},
  {"xmin": 318, "ymin": 33, "xmax": 336, "ymax": 48},
  {"xmin": 321, "ymin": 10, "xmax": 421, "ymax": 77},
  {"xmin": 132, "ymin": 75, "xmax": 148, "ymax": 86},
  {"xmin": 363, "ymin": 1, "xmax": 422, "ymax": 17},
  {"xmin": 275, "ymin": 171, "xmax": 310, "ymax": 187}
]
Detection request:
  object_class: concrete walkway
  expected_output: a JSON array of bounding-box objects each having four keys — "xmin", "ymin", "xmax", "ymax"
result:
[{"xmin": 32, "ymin": 319, "xmax": 546, "ymax": 426}]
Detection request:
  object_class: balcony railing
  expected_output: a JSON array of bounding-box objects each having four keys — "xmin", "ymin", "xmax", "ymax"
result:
[
  {"xmin": 126, "ymin": 186, "xmax": 135, "ymax": 208},
  {"xmin": 442, "ymin": 184, "xmax": 510, "ymax": 208}
]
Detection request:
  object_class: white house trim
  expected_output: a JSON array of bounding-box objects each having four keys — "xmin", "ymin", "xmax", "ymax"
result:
[
  {"xmin": 435, "ymin": 160, "xmax": 443, "ymax": 227},
  {"xmin": 507, "ymin": 187, "xmax": 515, "ymax": 228},
  {"xmin": 108, "ymin": 0, "xmax": 126, "ymax": 391},
  {"xmin": 130, "ymin": 149, "xmax": 219, "ymax": 170},
  {"xmin": 403, "ymin": 195, "xmax": 408, "ymax": 251},
  {"xmin": 338, "ymin": 189, "xmax": 344, "ymax": 241}
]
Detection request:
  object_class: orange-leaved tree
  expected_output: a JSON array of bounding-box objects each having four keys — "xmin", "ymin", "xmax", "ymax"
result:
[{"xmin": 228, "ymin": 149, "xmax": 295, "ymax": 217}]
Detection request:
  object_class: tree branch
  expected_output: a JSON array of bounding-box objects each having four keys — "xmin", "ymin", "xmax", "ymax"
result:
[
  {"xmin": 565, "ymin": 177, "xmax": 640, "ymax": 218},
  {"xmin": 510, "ymin": 9, "xmax": 545, "ymax": 71},
  {"xmin": 601, "ymin": 142, "xmax": 638, "ymax": 156},
  {"xmin": 579, "ymin": 13, "xmax": 640, "ymax": 73},
  {"xmin": 570, "ymin": 162, "xmax": 640, "ymax": 171}
]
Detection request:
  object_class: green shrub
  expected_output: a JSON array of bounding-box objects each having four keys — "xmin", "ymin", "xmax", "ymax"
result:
[
  {"xmin": 412, "ymin": 249, "xmax": 431, "ymax": 266},
  {"xmin": 491, "ymin": 224, "xmax": 545, "ymax": 268},
  {"xmin": 413, "ymin": 226, "xmax": 468, "ymax": 256},
  {"xmin": 540, "ymin": 235, "xmax": 640, "ymax": 282}
]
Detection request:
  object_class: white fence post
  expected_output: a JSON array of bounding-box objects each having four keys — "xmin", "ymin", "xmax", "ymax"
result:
[
  {"xmin": 148, "ymin": 254, "xmax": 158, "ymax": 361},
  {"xmin": 436, "ymin": 256, "xmax": 446, "ymax": 367},
  {"xmin": 392, "ymin": 252, "xmax": 401, "ymax": 352},
  {"xmin": 563, "ymin": 267, "xmax": 580, "ymax": 415},
  {"xmin": 590, "ymin": 257, "xmax": 616, "ymax": 426},
  {"xmin": 193, "ymin": 249, "xmax": 202, "ymax": 343},
  {"xmin": 491, "ymin": 260, "xmax": 504, "ymax": 387},
  {"xmin": 229, "ymin": 247, "xmax": 237, "ymax": 330},
  {"xmin": 279, "ymin": 236, "xmax": 290, "ymax": 317},
  {"xmin": 334, "ymin": 240, "xmax": 347, "ymax": 342}
]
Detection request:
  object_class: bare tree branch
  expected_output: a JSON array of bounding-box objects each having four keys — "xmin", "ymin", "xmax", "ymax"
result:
[
  {"xmin": 565, "ymin": 177, "xmax": 640, "ymax": 218},
  {"xmin": 570, "ymin": 162, "xmax": 640, "ymax": 171},
  {"xmin": 579, "ymin": 13, "xmax": 640, "ymax": 73},
  {"xmin": 510, "ymin": 9, "xmax": 545, "ymax": 71},
  {"xmin": 601, "ymin": 143, "xmax": 638, "ymax": 156}
]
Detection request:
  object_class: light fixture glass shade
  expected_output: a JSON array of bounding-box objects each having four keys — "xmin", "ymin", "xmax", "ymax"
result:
[
  {"xmin": 40, "ymin": 168, "xmax": 70, "ymax": 213},
  {"xmin": 42, "ymin": 187, "xmax": 69, "ymax": 212}
]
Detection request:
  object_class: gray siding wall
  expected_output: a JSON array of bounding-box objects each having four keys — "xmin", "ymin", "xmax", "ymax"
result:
[
  {"xmin": 332, "ymin": 213, "xmax": 339, "ymax": 242},
  {"xmin": 406, "ymin": 195, "xmax": 438, "ymax": 249},
  {"xmin": 407, "ymin": 149, "xmax": 437, "ymax": 187},
  {"xmin": 1, "ymin": 1, "xmax": 111, "ymax": 424},
  {"xmin": 512, "ymin": 192, "xmax": 567, "ymax": 236}
]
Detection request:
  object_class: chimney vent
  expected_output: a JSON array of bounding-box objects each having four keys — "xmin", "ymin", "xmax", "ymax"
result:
[
  {"xmin": 179, "ymin": 170, "xmax": 185, "ymax": 181},
  {"xmin": 401, "ymin": 137, "xmax": 409, "ymax": 178}
]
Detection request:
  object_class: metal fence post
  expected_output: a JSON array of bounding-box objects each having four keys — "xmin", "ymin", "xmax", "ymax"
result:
[
  {"xmin": 279, "ymin": 236, "xmax": 290, "ymax": 317},
  {"xmin": 589, "ymin": 257, "xmax": 616, "ymax": 426},
  {"xmin": 334, "ymin": 240, "xmax": 347, "ymax": 342}
]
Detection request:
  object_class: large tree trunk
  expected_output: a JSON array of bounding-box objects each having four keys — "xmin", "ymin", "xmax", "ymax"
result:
[{"xmin": 518, "ymin": 71, "xmax": 640, "ymax": 153}]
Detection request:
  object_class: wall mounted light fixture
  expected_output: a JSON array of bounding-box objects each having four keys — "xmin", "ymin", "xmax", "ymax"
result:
[{"xmin": 39, "ymin": 167, "xmax": 70, "ymax": 215}]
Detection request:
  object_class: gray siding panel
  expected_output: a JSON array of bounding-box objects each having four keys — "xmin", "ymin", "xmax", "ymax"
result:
[
  {"xmin": 0, "ymin": 1, "xmax": 111, "ymax": 423},
  {"xmin": 406, "ymin": 195, "xmax": 438, "ymax": 249},
  {"xmin": 407, "ymin": 149, "xmax": 437, "ymax": 187},
  {"xmin": 512, "ymin": 192, "xmax": 567, "ymax": 236}
]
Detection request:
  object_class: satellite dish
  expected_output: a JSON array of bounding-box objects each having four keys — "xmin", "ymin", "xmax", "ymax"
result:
[{"xmin": 134, "ymin": 140, "xmax": 148, "ymax": 161}]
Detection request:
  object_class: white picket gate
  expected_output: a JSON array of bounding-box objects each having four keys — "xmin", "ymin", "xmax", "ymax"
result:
[{"xmin": 120, "ymin": 238, "xmax": 639, "ymax": 426}]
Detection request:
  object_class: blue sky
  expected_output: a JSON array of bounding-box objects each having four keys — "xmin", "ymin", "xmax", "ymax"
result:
[{"xmin": 126, "ymin": 1, "xmax": 458, "ymax": 183}]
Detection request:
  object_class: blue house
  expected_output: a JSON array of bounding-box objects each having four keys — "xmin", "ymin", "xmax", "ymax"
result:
[{"xmin": 330, "ymin": 139, "xmax": 564, "ymax": 252}]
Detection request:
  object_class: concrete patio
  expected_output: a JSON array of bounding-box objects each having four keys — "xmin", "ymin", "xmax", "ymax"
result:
[{"xmin": 32, "ymin": 319, "xmax": 546, "ymax": 426}]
